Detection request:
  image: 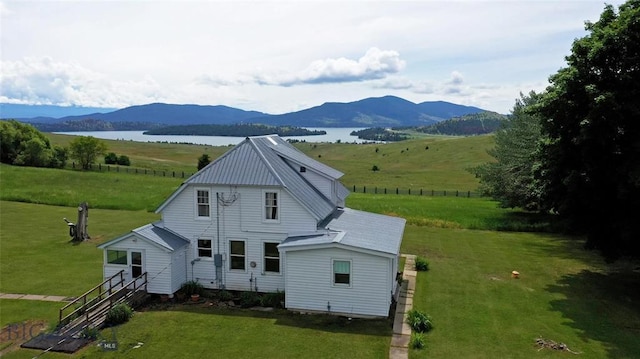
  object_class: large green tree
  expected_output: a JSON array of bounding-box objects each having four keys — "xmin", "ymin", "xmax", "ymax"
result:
[
  {"xmin": 473, "ymin": 92, "xmax": 544, "ymax": 211},
  {"xmin": 0, "ymin": 119, "xmax": 67, "ymax": 168},
  {"xmin": 69, "ymin": 136, "xmax": 107, "ymax": 170},
  {"xmin": 535, "ymin": 0, "xmax": 640, "ymax": 258}
]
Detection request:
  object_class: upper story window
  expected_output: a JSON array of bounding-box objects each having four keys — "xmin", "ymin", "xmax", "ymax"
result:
[
  {"xmin": 264, "ymin": 191, "xmax": 278, "ymax": 221},
  {"xmin": 196, "ymin": 190, "xmax": 210, "ymax": 218},
  {"xmin": 197, "ymin": 239, "xmax": 212, "ymax": 258}
]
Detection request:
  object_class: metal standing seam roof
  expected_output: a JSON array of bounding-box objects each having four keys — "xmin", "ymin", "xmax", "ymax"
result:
[
  {"xmin": 99, "ymin": 222, "xmax": 189, "ymax": 252},
  {"xmin": 279, "ymin": 208, "xmax": 406, "ymax": 256},
  {"xmin": 267, "ymin": 136, "xmax": 344, "ymax": 179},
  {"xmin": 165, "ymin": 135, "xmax": 338, "ymax": 221}
]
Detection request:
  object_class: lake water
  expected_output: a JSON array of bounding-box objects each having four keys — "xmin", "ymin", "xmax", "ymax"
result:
[{"xmin": 54, "ymin": 128, "xmax": 370, "ymax": 146}]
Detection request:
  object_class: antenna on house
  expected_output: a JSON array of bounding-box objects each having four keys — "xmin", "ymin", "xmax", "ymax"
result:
[{"xmin": 63, "ymin": 202, "xmax": 90, "ymax": 242}]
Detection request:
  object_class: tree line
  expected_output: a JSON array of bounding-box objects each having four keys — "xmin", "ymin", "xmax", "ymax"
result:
[
  {"xmin": 143, "ymin": 123, "xmax": 326, "ymax": 137},
  {"xmin": 1, "ymin": 119, "xmax": 108, "ymax": 170},
  {"xmin": 472, "ymin": 0, "xmax": 640, "ymax": 259}
]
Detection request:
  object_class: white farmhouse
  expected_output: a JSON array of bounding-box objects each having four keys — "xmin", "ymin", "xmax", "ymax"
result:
[{"xmin": 98, "ymin": 135, "xmax": 406, "ymax": 317}]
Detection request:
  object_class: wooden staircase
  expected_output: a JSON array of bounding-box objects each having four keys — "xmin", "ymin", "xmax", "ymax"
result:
[{"xmin": 22, "ymin": 270, "xmax": 149, "ymax": 354}]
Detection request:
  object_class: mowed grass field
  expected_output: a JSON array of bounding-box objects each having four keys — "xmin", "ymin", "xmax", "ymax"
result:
[{"xmin": 1, "ymin": 134, "xmax": 639, "ymax": 358}]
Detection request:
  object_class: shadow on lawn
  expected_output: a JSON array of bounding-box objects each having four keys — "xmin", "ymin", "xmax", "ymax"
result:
[
  {"xmin": 141, "ymin": 300, "xmax": 392, "ymax": 337},
  {"xmin": 545, "ymin": 269, "xmax": 640, "ymax": 358}
]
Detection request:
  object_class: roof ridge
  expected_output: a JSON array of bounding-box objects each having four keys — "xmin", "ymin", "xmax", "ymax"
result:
[{"xmin": 248, "ymin": 137, "xmax": 286, "ymax": 187}]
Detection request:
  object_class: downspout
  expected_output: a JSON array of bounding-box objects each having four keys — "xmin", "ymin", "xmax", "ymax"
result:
[
  {"xmin": 216, "ymin": 192, "xmax": 223, "ymax": 288},
  {"xmin": 216, "ymin": 192, "xmax": 221, "ymax": 254}
]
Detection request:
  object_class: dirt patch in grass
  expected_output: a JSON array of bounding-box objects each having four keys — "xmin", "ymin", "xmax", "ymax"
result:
[{"xmin": 0, "ymin": 320, "xmax": 48, "ymax": 356}]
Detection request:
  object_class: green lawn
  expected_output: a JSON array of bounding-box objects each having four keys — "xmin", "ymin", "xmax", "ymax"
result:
[
  {"xmin": 404, "ymin": 225, "xmax": 640, "ymax": 358},
  {"xmin": 0, "ymin": 201, "xmax": 159, "ymax": 296},
  {"xmin": 0, "ymin": 164, "xmax": 182, "ymax": 211}
]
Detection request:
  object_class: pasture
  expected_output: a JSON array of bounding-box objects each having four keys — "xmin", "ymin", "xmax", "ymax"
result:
[{"xmin": 1, "ymin": 134, "xmax": 638, "ymax": 358}]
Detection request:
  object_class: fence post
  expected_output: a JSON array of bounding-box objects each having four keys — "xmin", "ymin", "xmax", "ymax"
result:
[
  {"xmin": 364, "ymin": 186, "xmax": 366, "ymax": 193},
  {"xmin": 353, "ymin": 185, "xmax": 356, "ymax": 192},
  {"xmin": 420, "ymin": 189, "xmax": 423, "ymax": 196},
  {"xmin": 444, "ymin": 190, "xmax": 447, "ymax": 196},
  {"xmin": 99, "ymin": 163, "xmax": 101, "ymax": 171},
  {"xmin": 468, "ymin": 191, "xmax": 471, "ymax": 198},
  {"xmin": 431, "ymin": 189, "xmax": 434, "ymax": 196},
  {"xmin": 385, "ymin": 188, "xmax": 387, "ymax": 194},
  {"xmin": 163, "ymin": 171, "xmax": 166, "ymax": 177},
  {"xmin": 172, "ymin": 171, "xmax": 175, "ymax": 177},
  {"xmin": 145, "ymin": 169, "xmax": 147, "ymax": 175},
  {"xmin": 182, "ymin": 171, "xmax": 185, "ymax": 178},
  {"xmin": 408, "ymin": 188, "xmax": 411, "ymax": 195},
  {"xmin": 396, "ymin": 188, "xmax": 399, "ymax": 195},
  {"xmin": 456, "ymin": 190, "xmax": 459, "ymax": 197}
]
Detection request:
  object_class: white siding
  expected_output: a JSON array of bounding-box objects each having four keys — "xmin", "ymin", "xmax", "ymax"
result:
[
  {"xmin": 189, "ymin": 233, "xmax": 286, "ymax": 292},
  {"xmin": 162, "ymin": 185, "xmax": 316, "ymax": 240},
  {"xmin": 284, "ymin": 247, "xmax": 394, "ymax": 317},
  {"xmin": 239, "ymin": 186, "xmax": 317, "ymax": 234},
  {"xmin": 171, "ymin": 247, "xmax": 188, "ymax": 293},
  {"xmin": 102, "ymin": 235, "xmax": 175, "ymax": 295}
]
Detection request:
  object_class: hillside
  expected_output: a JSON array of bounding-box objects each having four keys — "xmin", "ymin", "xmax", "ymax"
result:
[
  {"xmin": 252, "ymin": 95, "xmax": 485, "ymax": 127},
  {"xmin": 413, "ymin": 112, "xmax": 508, "ymax": 135},
  {"xmin": 3, "ymin": 96, "xmax": 489, "ymax": 130}
]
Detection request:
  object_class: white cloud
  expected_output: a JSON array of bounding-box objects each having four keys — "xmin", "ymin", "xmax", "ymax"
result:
[
  {"xmin": 281, "ymin": 47, "xmax": 406, "ymax": 85},
  {"xmin": 0, "ymin": 57, "xmax": 163, "ymax": 108},
  {"xmin": 198, "ymin": 48, "xmax": 406, "ymax": 87}
]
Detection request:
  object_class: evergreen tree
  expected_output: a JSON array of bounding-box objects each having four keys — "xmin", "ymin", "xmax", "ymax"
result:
[
  {"xmin": 197, "ymin": 154, "xmax": 211, "ymax": 170},
  {"xmin": 472, "ymin": 92, "xmax": 544, "ymax": 211}
]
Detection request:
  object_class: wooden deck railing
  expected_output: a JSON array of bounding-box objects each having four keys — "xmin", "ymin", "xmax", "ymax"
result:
[
  {"xmin": 57, "ymin": 272, "xmax": 147, "ymax": 335},
  {"xmin": 59, "ymin": 270, "xmax": 125, "ymax": 324}
]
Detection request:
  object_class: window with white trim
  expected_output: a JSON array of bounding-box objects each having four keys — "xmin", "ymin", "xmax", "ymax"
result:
[
  {"xmin": 107, "ymin": 250, "xmax": 127, "ymax": 265},
  {"xmin": 196, "ymin": 190, "xmax": 210, "ymax": 217},
  {"xmin": 197, "ymin": 239, "xmax": 212, "ymax": 258},
  {"xmin": 264, "ymin": 191, "xmax": 278, "ymax": 220},
  {"xmin": 333, "ymin": 260, "xmax": 351, "ymax": 286},
  {"xmin": 229, "ymin": 240, "xmax": 245, "ymax": 270},
  {"xmin": 263, "ymin": 242, "xmax": 280, "ymax": 273}
]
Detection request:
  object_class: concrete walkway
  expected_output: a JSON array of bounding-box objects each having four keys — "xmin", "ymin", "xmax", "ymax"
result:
[
  {"xmin": 0, "ymin": 293, "xmax": 72, "ymax": 302},
  {"xmin": 389, "ymin": 254, "xmax": 417, "ymax": 359}
]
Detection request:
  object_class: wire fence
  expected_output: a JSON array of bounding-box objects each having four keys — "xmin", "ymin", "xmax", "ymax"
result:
[
  {"xmin": 70, "ymin": 162, "xmax": 194, "ymax": 179},
  {"xmin": 349, "ymin": 185, "xmax": 482, "ymax": 197},
  {"xmin": 68, "ymin": 162, "xmax": 483, "ymax": 197}
]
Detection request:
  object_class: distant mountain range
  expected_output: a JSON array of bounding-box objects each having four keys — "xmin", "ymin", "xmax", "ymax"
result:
[{"xmin": 1, "ymin": 96, "xmax": 489, "ymax": 130}]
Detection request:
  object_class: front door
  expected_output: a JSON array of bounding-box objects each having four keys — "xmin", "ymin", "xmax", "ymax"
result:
[{"xmin": 131, "ymin": 251, "xmax": 143, "ymax": 279}]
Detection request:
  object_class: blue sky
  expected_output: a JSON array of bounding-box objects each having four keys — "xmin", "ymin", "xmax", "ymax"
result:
[{"xmin": 0, "ymin": 1, "xmax": 625, "ymax": 114}]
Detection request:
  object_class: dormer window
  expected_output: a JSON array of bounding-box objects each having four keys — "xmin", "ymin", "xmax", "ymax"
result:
[{"xmin": 300, "ymin": 166, "xmax": 306, "ymax": 173}]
